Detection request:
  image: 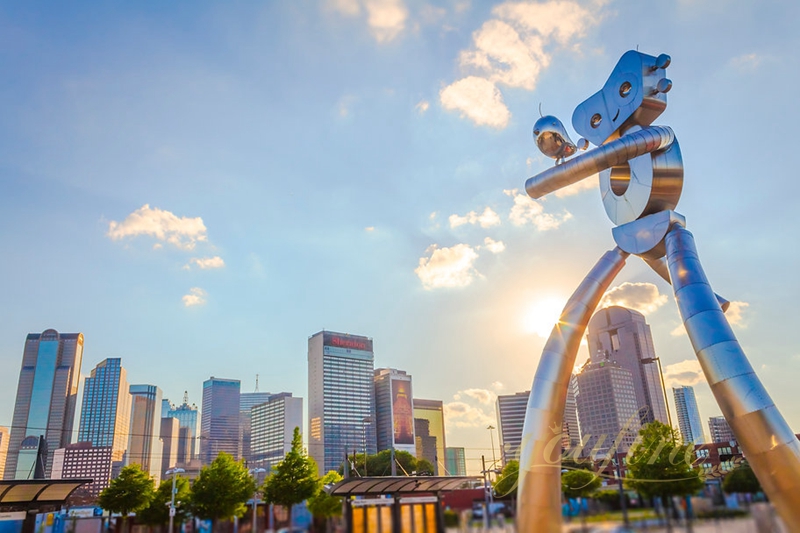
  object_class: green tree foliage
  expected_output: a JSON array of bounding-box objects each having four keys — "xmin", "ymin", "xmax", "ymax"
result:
[
  {"xmin": 341, "ymin": 449, "xmax": 422, "ymax": 477},
  {"xmin": 307, "ymin": 470, "xmax": 343, "ymax": 529},
  {"xmin": 415, "ymin": 458, "xmax": 435, "ymax": 475},
  {"xmin": 138, "ymin": 475, "xmax": 191, "ymax": 526},
  {"xmin": 493, "ymin": 460, "xmax": 519, "ymax": 498},
  {"xmin": 190, "ymin": 452, "xmax": 256, "ymax": 530},
  {"xmin": 562, "ymin": 456, "xmax": 595, "ymax": 472},
  {"xmin": 97, "ymin": 464, "xmax": 155, "ymax": 533},
  {"xmin": 722, "ymin": 461, "xmax": 762, "ymax": 495},
  {"xmin": 625, "ymin": 421, "xmax": 704, "ymax": 501},
  {"xmin": 263, "ymin": 427, "xmax": 318, "ymax": 522},
  {"xmin": 561, "ymin": 470, "xmax": 601, "ymax": 499}
]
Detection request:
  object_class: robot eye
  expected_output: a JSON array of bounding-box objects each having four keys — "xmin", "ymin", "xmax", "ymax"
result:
[
  {"xmin": 590, "ymin": 114, "xmax": 602, "ymax": 128},
  {"xmin": 619, "ymin": 82, "xmax": 632, "ymax": 97}
]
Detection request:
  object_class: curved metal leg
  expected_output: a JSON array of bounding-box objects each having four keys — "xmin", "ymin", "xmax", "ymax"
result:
[
  {"xmin": 665, "ymin": 225, "xmax": 800, "ymax": 531},
  {"xmin": 517, "ymin": 247, "xmax": 629, "ymax": 533}
]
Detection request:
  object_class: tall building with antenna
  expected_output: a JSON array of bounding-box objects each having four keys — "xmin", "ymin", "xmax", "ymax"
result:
[
  {"xmin": 166, "ymin": 392, "xmax": 200, "ymax": 466},
  {"xmin": 241, "ymin": 375, "xmax": 272, "ymax": 466}
]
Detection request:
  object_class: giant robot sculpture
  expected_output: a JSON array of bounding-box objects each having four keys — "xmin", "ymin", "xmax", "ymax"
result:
[{"xmin": 517, "ymin": 50, "xmax": 800, "ymax": 532}]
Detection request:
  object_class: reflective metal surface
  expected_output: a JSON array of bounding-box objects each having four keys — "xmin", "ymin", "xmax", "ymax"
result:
[
  {"xmin": 526, "ymin": 125, "xmax": 675, "ymax": 200},
  {"xmin": 533, "ymin": 115, "xmax": 578, "ymax": 161},
  {"xmin": 612, "ymin": 210, "xmax": 684, "ymax": 259},
  {"xmin": 517, "ymin": 248, "xmax": 628, "ymax": 533},
  {"xmin": 665, "ymin": 225, "xmax": 800, "ymax": 531}
]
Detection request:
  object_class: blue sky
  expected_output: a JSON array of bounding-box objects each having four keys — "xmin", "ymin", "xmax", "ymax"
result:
[{"xmin": 2, "ymin": 0, "xmax": 800, "ymax": 475}]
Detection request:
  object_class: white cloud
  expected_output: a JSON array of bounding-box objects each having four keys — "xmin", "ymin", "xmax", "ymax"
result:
[
  {"xmin": 506, "ymin": 190, "xmax": 571, "ymax": 229},
  {"xmin": 461, "ymin": 388, "xmax": 497, "ymax": 404},
  {"xmin": 670, "ymin": 324, "xmax": 685, "ymax": 337},
  {"xmin": 365, "ymin": 226, "xmax": 375, "ymax": 232},
  {"xmin": 483, "ymin": 237, "xmax": 506, "ymax": 254},
  {"xmin": 415, "ymin": 243, "xmax": 481, "ymax": 289},
  {"xmin": 415, "ymin": 100, "xmax": 430, "ymax": 114},
  {"xmin": 730, "ymin": 53, "xmax": 763, "ymax": 72},
  {"xmin": 491, "ymin": 381, "xmax": 505, "ymax": 391},
  {"xmin": 185, "ymin": 256, "xmax": 225, "ymax": 270},
  {"xmin": 600, "ymin": 282, "xmax": 668, "ymax": 315},
  {"xmin": 449, "ymin": 206, "xmax": 501, "ymax": 228},
  {"xmin": 327, "ymin": 0, "xmax": 408, "ymax": 43},
  {"xmin": 440, "ymin": 0, "xmax": 599, "ymax": 128},
  {"xmin": 107, "ymin": 204, "xmax": 208, "ymax": 250},
  {"xmin": 726, "ymin": 301, "xmax": 749, "ymax": 327},
  {"xmin": 444, "ymin": 401, "xmax": 495, "ymax": 428},
  {"xmin": 440, "ymin": 76, "xmax": 510, "ymax": 129},
  {"xmin": 182, "ymin": 287, "xmax": 207, "ymax": 307},
  {"xmin": 554, "ymin": 175, "xmax": 597, "ymax": 197},
  {"xmin": 663, "ymin": 359, "xmax": 705, "ymax": 387}
]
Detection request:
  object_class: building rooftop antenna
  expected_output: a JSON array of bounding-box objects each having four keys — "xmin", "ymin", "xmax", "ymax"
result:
[
  {"xmin": 183, "ymin": 390, "xmax": 189, "ymax": 405},
  {"xmin": 255, "ymin": 374, "xmax": 260, "ymax": 392}
]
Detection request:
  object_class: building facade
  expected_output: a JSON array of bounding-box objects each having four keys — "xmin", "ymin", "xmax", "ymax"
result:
[
  {"xmin": 413, "ymin": 399, "xmax": 446, "ymax": 475},
  {"xmin": 374, "ymin": 369, "xmax": 416, "ymax": 455},
  {"xmin": 166, "ymin": 393, "xmax": 200, "ymax": 466},
  {"xmin": 673, "ymin": 386, "xmax": 705, "ymax": 445},
  {"xmin": 575, "ymin": 359, "xmax": 640, "ymax": 457},
  {"xmin": 587, "ymin": 307, "xmax": 669, "ymax": 425},
  {"xmin": 308, "ymin": 331, "xmax": 377, "ymax": 476},
  {"xmin": 6, "ymin": 330, "xmax": 84, "ymax": 479},
  {"xmin": 0, "ymin": 427, "xmax": 8, "ymax": 480},
  {"xmin": 51, "ymin": 442, "xmax": 113, "ymax": 498},
  {"xmin": 250, "ymin": 393, "xmax": 303, "ymax": 471},
  {"xmin": 445, "ymin": 447, "xmax": 467, "ymax": 476},
  {"xmin": 127, "ymin": 384, "xmax": 163, "ymax": 484},
  {"xmin": 708, "ymin": 416, "xmax": 736, "ymax": 444},
  {"xmin": 201, "ymin": 377, "xmax": 242, "ymax": 464},
  {"xmin": 160, "ymin": 417, "xmax": 180, "ymax": 474},
  {"xmin": 78, "ymin": 358, "xmax": 131, "ymax": 462},
  {"xmin": 240, "ymin": 392, "xmax": 272, "ymax": 466}
]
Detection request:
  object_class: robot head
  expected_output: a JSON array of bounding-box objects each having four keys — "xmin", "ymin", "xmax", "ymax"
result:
[
  {"xmin": 533, "ymin": 115, "xmax": 577, "ymax": 160},
  {"xmin": 572, "ymin": 51, "xmax": 672, "ymax": 146}
]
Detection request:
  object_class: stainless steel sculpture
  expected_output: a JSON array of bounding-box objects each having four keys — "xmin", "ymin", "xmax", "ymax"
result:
[{"xmin": 518, "ymin": 50, "xmax": 800, "ymax": 532}]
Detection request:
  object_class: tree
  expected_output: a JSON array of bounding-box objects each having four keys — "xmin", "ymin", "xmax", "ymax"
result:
[
  {"xmin": 307, "ymin": 471, "xmax": 343, "ymax": 533},
  {"xmin": 493, "ymin": 460, "xmax": 519, "ymax": 499},
  {"xmin": 625, "ymin": 422, "xmax": 704, "ymax": 529},
  {"xmin": 263, "ymin": 427, "xmax": 318, "ymax": 528},
  {"xmin": 98, "ymin": 464, "xmax": 155, "ymax": 533},
  {"xmin": 723, "ymin": 461, "xmax": 762, "ymax": 495},
  {"xmin": 340, "ymin": 449, "xmax": 423, "ymax": 477},
  {"xmin": 190, "ymin": 452, "xmax": 256, "ymax": 532},
  {"xmin": 562, "ymin": 469, "xmax": 601, "ymax": 532},
  {"xmin": 415, "ymin": 458, "xmax": 435, "ymax": 475},
  {"xmin": 138, "ymin": 475, "xmax": 191, "ymax": 526}
]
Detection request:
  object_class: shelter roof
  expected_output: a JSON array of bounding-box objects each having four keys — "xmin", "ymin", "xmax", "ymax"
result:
[{"xmin": 325, "ymin": 476, "xmax": 481, "ymax": 496}]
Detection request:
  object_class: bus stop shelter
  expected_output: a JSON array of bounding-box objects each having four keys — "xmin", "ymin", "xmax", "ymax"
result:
[
  {"xmin": 0, "ymin": 479, "xmax": 92, "ymax": 533},
  {"xmin": 326, "ymin": 476, "xmax": 481, "ymax": 533}
]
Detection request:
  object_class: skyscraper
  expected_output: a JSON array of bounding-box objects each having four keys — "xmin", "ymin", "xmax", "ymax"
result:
[
  {"xmin": 160, "ymin": 417, "xmax": 179, "ymax": 474},
  {"xmin": 308, "ymin": 331, "xmax": 376, "ymax": 476},
  {"xmin": 587, "ymin": 307, "xmax": 669, "ymax": 425},
  {"xmin": 413, "ymin": 399, "xmax": 446, "ymax": 475},
  {"xmin": 201, "ymin": 377, "xmax": 241, "ymax": 464},
  {"xmin": 445, "ymin": 447, "xmax": 467, "ymax": 476},
  {"xmin": 78, "ymin": 358, "xmax": 131, "ymax": 462},
  {"xmin": 374, "ymin": 368, "xmax": 416, "ymax": 455},
  {"xmin": 250, "ymin": 393, "xmax": 303, "ymax": 471},
  {"xmin": 166, "ymin": 392, "xmax": 200, "ymax": 466},
  {"xmin": 240, "ymin": 391, "xmax": 272, "ymax": 466},
  {"xmin": 709, "ymin": 416, "xmax": 735, "ymax": 444},
  {"xmin": 6, "ymin": 330, "xmax": 84, "ymax": 479},
  {"xmin": 575, "ymin": 359, "xmax": 640, "ymax": 457},
  {"xmin": 673, "ymin": 386, "xmax": 704, "ymax": 445},
  {"xmin": 128, "ymin": 384, "xmax": 163, "ymax": 484},
  {"xmin": 0, "ymin": 427, "xmax": 8, "ymax": 480},
  {"xmin": 496, "ymin": 380, "xmax": 580, "ymax": 466},
  {"xmin": 51, "ymin": 442, "xmax": 113, "ymax": 498}
]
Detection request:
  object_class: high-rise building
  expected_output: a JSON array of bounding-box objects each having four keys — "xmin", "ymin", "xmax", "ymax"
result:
[
  {"xmin": 51, "ymin": 442, "xmax": 113, "ymax": 498},
  {"xmin": 308, "ymin": 331, "xmax": 377, "ymax": 476},
  {"xmin": 160, "ymin": 417, "xmax": 180, "ymax": 474},
  {"xmin": 575, "ymin": 359, "xmax": 640, "ymax": 457},
  {"xmin": 414, "ymin": 419, "xmax": 437, "ymax": 472},
  {"xmin": 78, "ymin": 358, "xmax": 131, "ymax": 462},
  {"xmin": 496, "ymin": 380, "xmax": 580, "ymax": 466},
  {"xmin": 250, "ymin": 393, "xmax": 303, "ymax": 471},
  {"xmin": 166, "ymin": 392, "xmax": 200, "ymax": 466},
  {"xmin": 6, "ymin": 330, "xmax": 84, "ymax": 479},
  {"xmin": 587, "ymin": 307, "xmax": 669, "ymax": 425},
  {"xmin": 413, "ymin": 399, "xmax": 445, "ymax": 475},
  {"xmin": 240, "ymin": 391, "xmax": 272, "ymax": 466},
  {"xmin": 374, "ymin": 369, "xmax": 416, "ymax": 455},
  {"xmin": 673, "ymin": 386, "xmax": 704, "ymax": 445},
  {"xmin": 201, "ymin": 377, "xmax": 241, "ymax": 464},
  {"xmin": 445, "ymin": 447, "xmax": 467, "ymax": 476},
  {"xmin": 0, "ymin": 427, "xmax": 8, "ymax": 480},
  {"xmin": 128, "ymin": 384, "xmax": 163, "ymax": 484},
  {"xmin": 708, "ymin": 416, "xmax": 735, "ymax": 444},
  {"xmin": 162, "ymin": 399, "xmax": 173, "ymax": 419}
]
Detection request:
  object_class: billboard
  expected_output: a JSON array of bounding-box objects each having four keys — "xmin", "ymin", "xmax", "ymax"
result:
[
  {"xmin": 392, "ymin": 378, "xmax": 414, "ymax": 445},
  {"xmin": 323, "ymin": 332, "xmax": 373, "ymax": 353}
]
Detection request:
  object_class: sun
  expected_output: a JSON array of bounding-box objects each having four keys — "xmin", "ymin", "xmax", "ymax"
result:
[{"xmin": 523, "ymin": 297, "xmax": 567, "ymax": 338}]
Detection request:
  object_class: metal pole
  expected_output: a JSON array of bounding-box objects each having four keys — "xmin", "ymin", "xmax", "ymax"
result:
[
  {"xmin": 614, "ymin": 454, "xmax": 629, "ymax": 528},
  {"xmin": 656, "ymin": 357, "xmax": 673, "ymax": 430},
  {"xmin": 482, "ymin": 455, "xmax": 489, "ymax": 531},
  {"xmin": 487, "ymin": 425, "xmax": 497, "ymax": 474},
  {"xmin": 249, "ymin": 468, "xmax": 265, "ymax": 533},
  {"xmin": 165, "ymin": 468, "xmax": 184, "ymax": 533}
]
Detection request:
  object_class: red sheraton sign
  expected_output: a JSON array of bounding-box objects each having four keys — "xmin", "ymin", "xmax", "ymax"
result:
[{"xmin": 323, "ymin": 332, "xmax": 373, "ymax": 352}]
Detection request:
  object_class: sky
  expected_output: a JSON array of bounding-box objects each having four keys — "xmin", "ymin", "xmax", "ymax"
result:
[{"xmin": 2, "ymin": 0, "xmax": 800, "ymax": 476}]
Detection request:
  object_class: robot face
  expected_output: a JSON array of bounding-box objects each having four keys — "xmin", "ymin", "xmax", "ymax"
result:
[
  {"xmin": 533, "ymin": 115, "xmax": 577, "ymax": 160},
  {"xmin": 572, "ymin": 51, "xmax": 672, "ymax": 146}
]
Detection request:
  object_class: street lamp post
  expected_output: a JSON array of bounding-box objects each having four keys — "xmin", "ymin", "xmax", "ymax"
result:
[
  {"xmin": 249, "ymin": 468, "xmax": 266, "ymax": 533},
  {"xmin": 612, "ymin": 454, "xmax": 629, "ymax": 528},
  {"xmin": 362, "ymin": 417, "xmax": 372, "ymax": 477},
  {"xmin": 641, "ymin": 357, "xmax": 673, "ymax": 430},
  {"xmin": 487, "ymin": 425, "xmax": 498, "ymax": 476},
  {"xmin": 165, "ymin": 467, "xmax": 185, "ymax": 533}
]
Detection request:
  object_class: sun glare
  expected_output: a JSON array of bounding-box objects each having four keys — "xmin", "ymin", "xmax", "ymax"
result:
[{"xmin": 523, "ymin": 297, "xmax": 566, "ymax": 338}]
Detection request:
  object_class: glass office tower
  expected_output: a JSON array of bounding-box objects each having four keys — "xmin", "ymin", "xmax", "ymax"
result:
[
  {"xmin": 200, "ymin": 377, "xmax": 241, "ymax": 464},
  {"xmin": 6, "ymin": 330, "xmax": 84, "ymax": 479},
  {"xmin": 167, "ymin": 393, "xmax": 200, "ymax": 465},
  {"xmin": 127, "ymin": 384, "xmax": 163, "ymax": 484},
  {"xmin": 78, "ymin": 358, "xmax": 131, "ymax": 462},
  {"xmin": 673, "ymin": 386, "xmax": 705, "ymax": 445},
  {"xmin": 308, "ymin": 331, "xmax": 376, "ymax": 476},
  {"xmin": 413, "ymin": 399, "xmax": 446, "ymax": 475}
]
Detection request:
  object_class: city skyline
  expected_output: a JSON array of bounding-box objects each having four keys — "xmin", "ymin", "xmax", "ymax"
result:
[{"xmin": 2, "ymin": 1, "xmax": 800, "ymax": 475}]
